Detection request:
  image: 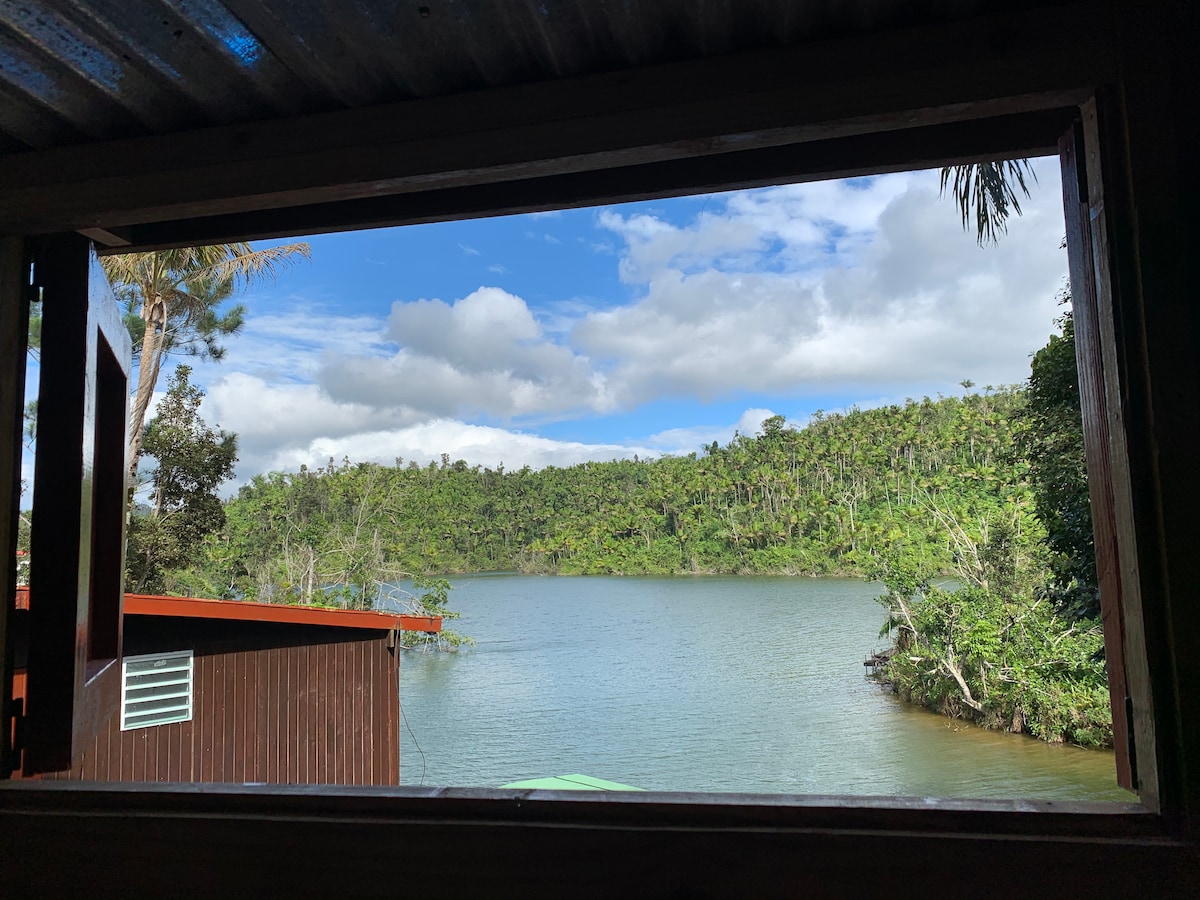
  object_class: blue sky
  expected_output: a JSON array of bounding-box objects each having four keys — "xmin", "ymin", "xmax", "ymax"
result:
[{"xmin": 27, "ymin": 159, "xmax": 1070, "ymax": 494}]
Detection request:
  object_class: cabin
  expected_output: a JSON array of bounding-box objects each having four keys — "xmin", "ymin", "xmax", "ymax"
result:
[
  {"xmin": 1, "ymin": 1, "xmax": 1198, "ymax": 895},
  {"xmin": 11, "ymin": 588, "xmax": 440, "ymax": 786}
]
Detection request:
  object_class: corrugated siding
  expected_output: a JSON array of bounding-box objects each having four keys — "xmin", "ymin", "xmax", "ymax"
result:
[
  {"xmin": 40, "ymin": 634, "xmax": 399, "ymax": 785},
  {"xmin": 0, "ymin": 1, "xmax": 1033, "ymax": 153}
]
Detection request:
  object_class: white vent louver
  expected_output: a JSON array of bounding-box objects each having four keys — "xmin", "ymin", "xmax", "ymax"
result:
[{"xmin": 120, "ymin": 650, "xmax": 194, "ymax": 730}]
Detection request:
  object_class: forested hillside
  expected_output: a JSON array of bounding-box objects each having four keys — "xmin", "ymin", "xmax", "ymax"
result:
[{"xmin": 178, "ymin": 389, "xmax": 1030, "ymax": 599}]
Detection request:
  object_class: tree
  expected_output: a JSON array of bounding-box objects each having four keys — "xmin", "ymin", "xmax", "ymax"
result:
[
  {"xmin": 101, "ymin": 242, "xmax": 309, "ymax": 484},
  {"xmin": 125, "ymin": 365, "xmax": 238, "ymax": 593},
  {"xmin": 870, "ymin": 519, "xmax": 1111, "ymax": 747},
  {"xmin": 1016, "ymin": 309, "xmax": 1099, "ymax": 620}
]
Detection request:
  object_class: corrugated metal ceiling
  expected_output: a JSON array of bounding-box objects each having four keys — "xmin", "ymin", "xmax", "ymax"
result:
[{"xmin": 0, "ymin": 1, "xmax": 1029, "ymax": 155}]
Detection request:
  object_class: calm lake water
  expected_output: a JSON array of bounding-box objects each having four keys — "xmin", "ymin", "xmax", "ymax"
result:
[{"xmin": 387, "ymin": 575, "xmax": 1132, "ymax": 801}]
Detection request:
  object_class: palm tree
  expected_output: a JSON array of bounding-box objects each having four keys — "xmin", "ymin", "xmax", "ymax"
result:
[
  {"xmin": 101, "ymin": 242, "xmax": 311, "ymax": 484},
  {"xmin": 940, "ymin": 159, "xmax": 1036, "ymax": 244}
]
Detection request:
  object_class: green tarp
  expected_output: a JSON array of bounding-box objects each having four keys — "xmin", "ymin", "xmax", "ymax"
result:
[{"xmin": 500, "ymin": 774, "xmax": 645, "ymax": 791}]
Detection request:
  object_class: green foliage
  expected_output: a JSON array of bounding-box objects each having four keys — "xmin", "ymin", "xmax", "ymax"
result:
[
  {"xmin": 869, "ymin": 313, "xmax": 1111, "ymax": 747},
  {"xmin": 1015, "ymin": 308, "xmax": 1099, "ymax": 620},
  {"xmin": 939, "ymin": 159, "xmax": 1036, "ymax": 245},
  {"xmin": 872, "ymin": 525, "xmax": 1111, "ymax": 748},
  {"xmin": 392, "ymin": 575, "xmax": 473, "ymax": 651},
  {"xmin": 193, "ymin": 390, "xmax": 1029, "ymax": 590},
  {"xmin": 125, "ymin": 365, "xmax": 238, "ymax": 593}
]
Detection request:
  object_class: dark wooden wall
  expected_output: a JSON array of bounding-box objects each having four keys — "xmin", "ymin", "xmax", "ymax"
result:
[{"xmin": 35, "ymin": 619, "xmax": 400, "ymax": 786}]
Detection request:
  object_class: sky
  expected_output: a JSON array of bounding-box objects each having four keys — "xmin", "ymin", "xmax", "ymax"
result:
[{"xmin": 24, "ymin": 156, "xmax": 1071, "ymax": 496}]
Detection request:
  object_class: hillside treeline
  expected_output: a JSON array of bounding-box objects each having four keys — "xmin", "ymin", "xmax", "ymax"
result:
[{"xmin": 181, "ymin": 390, "xmax": 1028, "ymax": 598}]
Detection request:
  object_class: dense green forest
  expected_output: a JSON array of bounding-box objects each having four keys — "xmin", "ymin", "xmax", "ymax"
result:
[{"xmin": 178, "ymin": 389, "xmax": 1025, "ymax": 593}]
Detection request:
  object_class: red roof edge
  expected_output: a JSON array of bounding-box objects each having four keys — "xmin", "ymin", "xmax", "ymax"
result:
[{"xmin": 14, "ymin": 586, "xmax": 441, "ymax": 633}]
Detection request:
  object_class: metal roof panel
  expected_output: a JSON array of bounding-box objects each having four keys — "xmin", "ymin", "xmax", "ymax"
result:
[{"xmin": 0, "ymin": 1, "xmax": 1047, "ymax": 154}]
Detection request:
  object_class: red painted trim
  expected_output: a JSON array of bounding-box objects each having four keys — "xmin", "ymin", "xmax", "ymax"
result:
[{"xmin": 14, "ymin": 586, "xmax": 441, "ymax": 633}]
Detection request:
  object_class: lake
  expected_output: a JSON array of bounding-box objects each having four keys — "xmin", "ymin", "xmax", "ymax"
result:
[{"xmin": 387, "ymin": 575, "xmax": 1132, "ymax": 800}]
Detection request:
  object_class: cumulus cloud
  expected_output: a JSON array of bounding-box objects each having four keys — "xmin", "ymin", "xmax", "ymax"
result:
[
  {"xmin": 319, "ymin": 287, "xmax": 610, "ymax": 420},
  {"xmin": 255, "ymin": 420, "xmax": 660, "ymax": 478},
  {"xmin": 582, "ymin": 160, "xmax": 1066, "ymax": 405}
]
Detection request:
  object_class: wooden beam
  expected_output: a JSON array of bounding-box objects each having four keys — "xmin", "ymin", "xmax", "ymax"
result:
[
  {"xmin": 76, "ymin": 227, "xmax": 131, "ymax": 249},
  {"xmin": 103, "ymin": 108, "xmax": 1074, "ymax": 253},
  {"xmin": 0, "ymin": 784, "xmax": 1194, "ymax": 896},
  {"xmin": 0, "ymin": 4, "xmax": 1111, "ymax": 236}
]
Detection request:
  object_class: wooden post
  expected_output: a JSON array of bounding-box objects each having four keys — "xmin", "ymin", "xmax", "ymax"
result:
[
  {"xmin": 0, "ymin": 237, "xmax": 30, "ymax": 778},
  {"xmin": 1060, "ymin": 119, "xmax": 1133, "ymax": 791},
  {"xmin": 24, "ymin": 234, "xmax": 92, "ymax": 773}
]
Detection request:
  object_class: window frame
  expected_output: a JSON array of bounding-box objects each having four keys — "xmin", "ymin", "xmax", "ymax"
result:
[
  {"xmin": 19, "ymin": 240, "xmax": 132, "ymax": 775},
  {"xmin": 0, "ymin": 99, "xmax": 1165, "ymax": 807}
]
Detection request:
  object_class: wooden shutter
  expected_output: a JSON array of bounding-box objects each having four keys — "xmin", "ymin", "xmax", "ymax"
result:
[
  {"xmin": 0, "ymin": 238, "xmax": 32, "ymax": 778},
  {"xmin": 22, "ymin": 235, "xmax": 131, "ymax": 774},
  {"xmin": 1059, "ymin": 114, "xmax": 1136, "ymax": 792}
]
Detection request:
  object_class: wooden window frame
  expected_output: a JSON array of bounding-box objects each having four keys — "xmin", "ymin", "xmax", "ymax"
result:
[
  {"xmin": 20, "ymin": 238, "xmax": 132, "ymax": 775},
  {"xmin": 1, "ymin": 5, "xmax": 1197, "ymax": 891}
]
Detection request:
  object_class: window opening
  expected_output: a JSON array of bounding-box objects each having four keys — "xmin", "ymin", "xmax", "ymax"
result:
[{"xmin": 25, "ymin": 157, "xmax": 1130, "ymax": 802}]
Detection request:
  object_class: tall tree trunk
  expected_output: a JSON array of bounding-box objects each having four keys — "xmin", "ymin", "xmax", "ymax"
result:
[{"xmin": 127, "ymin": 293, "xmax": 165, "ymax": 487}]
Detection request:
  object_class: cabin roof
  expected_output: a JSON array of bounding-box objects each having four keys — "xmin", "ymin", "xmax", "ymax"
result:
[
  {"xmin": 0, "ymin": 0, "xmax": 1031, "ymax": 155},
  {"xmin": 123, "ymin": 593, "xmax": 441, "ymax": 632},
  {"xmin": 14, "ymin": 587, "xmax": 441, "ymax": 632}
]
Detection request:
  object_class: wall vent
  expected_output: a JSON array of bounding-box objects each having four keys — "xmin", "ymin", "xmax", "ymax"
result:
[{"xmin": 120, "ymin": 650, "xmax": 193, "ymax": 730}]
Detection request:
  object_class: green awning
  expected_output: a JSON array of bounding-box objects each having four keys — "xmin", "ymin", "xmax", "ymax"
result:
[{"xmin": 500, "ymin": 774, "xmax": 645, "ymax": 791}]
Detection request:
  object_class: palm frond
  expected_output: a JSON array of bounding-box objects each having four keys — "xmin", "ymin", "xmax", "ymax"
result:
[
  {"xmin": 102, "ymin": 242, "xmax": 310, "ymax": 296},
  {"xmin": 939, "ymin": 159, "xmax": 1037, "ymax": 245},
  {"xmin": 188, "ymin": 242, "xmax": 312, "ymax": 287}
]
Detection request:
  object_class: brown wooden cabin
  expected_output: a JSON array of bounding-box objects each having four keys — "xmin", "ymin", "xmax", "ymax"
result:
[
  {"xmin": 1, "ymin": 1, "xmax": 1199, "ymax": 896},
  {"xmin": 11, "ymin": 588, "xmax": 441, "ymax": 786}
]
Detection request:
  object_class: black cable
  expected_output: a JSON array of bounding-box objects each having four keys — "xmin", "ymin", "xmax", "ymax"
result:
[{"xmin": 399, "ymin": 695, "xmax": 427, "ymax": 786}]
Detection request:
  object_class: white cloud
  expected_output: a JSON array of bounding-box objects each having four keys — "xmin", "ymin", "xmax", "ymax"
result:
[
  {"xmin": 582, "ymin": 161, "xmax": 1066, "ymax": 405},
  {"xmin": 459, "ymin": 243, "xmax": 480, "ymax": 255},
  {"xmin": 318, "ymin": 287, "xmax": 611, "ymax": 420},
  {"xmin": 189, "ymin": 305, "xmax": 391, "ymax": 386},
  {"xmin": 257, "ymin": 420, "xmax": 660, "ymax": 478},
  {"xmin": 647, "ymin": 407, "xmax": 778, "ymax": 450}
]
